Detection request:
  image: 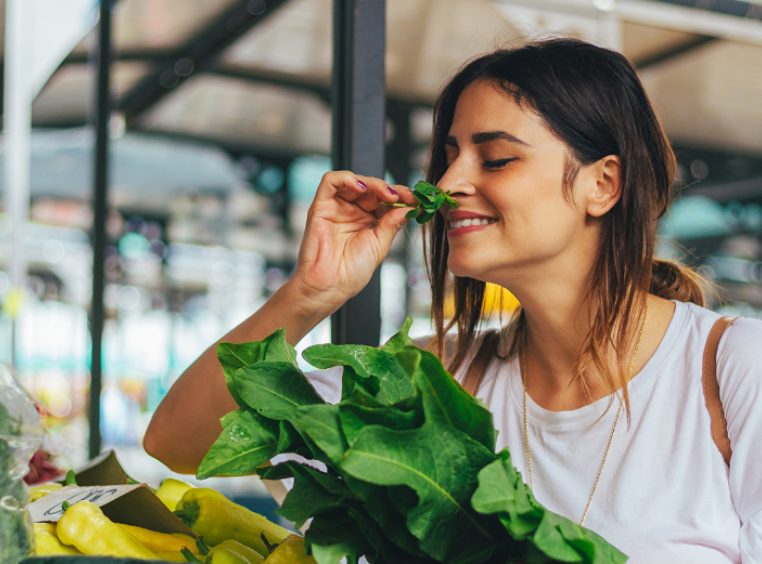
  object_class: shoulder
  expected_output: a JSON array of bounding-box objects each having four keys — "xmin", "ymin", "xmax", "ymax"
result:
[{"xmin": 717, "ymin": 315, "xmax": 762, "ymax": 374}]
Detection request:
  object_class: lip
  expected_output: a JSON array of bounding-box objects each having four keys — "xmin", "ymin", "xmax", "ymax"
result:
[{"xmin": 446, "ymin": 210, "xmax": 498, "ymax": 237}]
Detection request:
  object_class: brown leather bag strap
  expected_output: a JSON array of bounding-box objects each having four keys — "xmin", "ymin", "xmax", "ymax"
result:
[{"xmin": 702, "ymin": 316, "xmax": 736, "ymax": 466}]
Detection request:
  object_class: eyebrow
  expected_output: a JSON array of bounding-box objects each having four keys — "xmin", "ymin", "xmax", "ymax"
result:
[{"xmin": 444, "ymin": 130, "xmax": 530, "ymax": 147}]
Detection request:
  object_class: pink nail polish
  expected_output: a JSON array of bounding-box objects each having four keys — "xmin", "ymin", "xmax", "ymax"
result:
[
  {"xmin": 387, "ymin": 185, "xmax": 398, "ymax": 196},
  {"xmin": 357, "ymin": 179, "xmax": 368, "ymax": 190}
]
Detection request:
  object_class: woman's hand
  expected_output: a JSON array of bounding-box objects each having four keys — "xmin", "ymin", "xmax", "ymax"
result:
[{"xmin": 290, "ymin": 170, "xmax": 417, "ymax": 312}]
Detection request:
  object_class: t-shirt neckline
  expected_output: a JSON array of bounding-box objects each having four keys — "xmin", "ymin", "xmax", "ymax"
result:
[{"xmin": 506, "ymin": 299, "xmax": 688, "ymax": 430}]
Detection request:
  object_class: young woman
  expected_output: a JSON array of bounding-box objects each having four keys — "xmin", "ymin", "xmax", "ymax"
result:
[{"xmin": 145, "ymin": 39, "xmax": 762, "ymax": 561}]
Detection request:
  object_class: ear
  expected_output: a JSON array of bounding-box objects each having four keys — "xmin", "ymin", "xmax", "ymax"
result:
[{"xmin": 583, "ymin": 155, "xmax": 621, "ymax": 218}]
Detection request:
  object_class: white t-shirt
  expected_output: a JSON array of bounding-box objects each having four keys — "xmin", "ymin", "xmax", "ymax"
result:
[{"xmin": 297, "ymin": 300, "xmax": 762, "ymax": 563}]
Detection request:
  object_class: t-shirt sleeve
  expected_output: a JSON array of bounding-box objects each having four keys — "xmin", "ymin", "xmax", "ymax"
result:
[{"xmin": 716, "ymin": 316, "xmax": 762, "ymax": 561}]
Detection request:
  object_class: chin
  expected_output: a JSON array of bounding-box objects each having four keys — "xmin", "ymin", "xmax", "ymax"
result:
[{"xmin": 447, "ymin": 257, "xmax": 481, "ymax": 280}]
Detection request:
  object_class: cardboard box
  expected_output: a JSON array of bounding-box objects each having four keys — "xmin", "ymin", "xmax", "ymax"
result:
[{"xmin": 27, "ymin": 450, "xmax": 195, "ymax": 536}]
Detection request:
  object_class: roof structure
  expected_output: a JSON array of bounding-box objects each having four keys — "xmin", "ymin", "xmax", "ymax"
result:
[{"xmin": 5, "ymin": 0, "xmax": 760, "ymax": 193}]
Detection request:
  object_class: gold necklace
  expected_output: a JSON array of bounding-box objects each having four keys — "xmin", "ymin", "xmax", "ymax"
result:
[{"xmin": 520, "ymin": 299, "xmax": 648, "ymax": 526}]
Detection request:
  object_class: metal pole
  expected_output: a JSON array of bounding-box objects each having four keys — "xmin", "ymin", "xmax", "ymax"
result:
[
  {"xmin": 88, "ymin": 0, "xmax": 113, "ymax": 459},
  {"xmin": 330, "ymin": 0, "xmax": 386, "ymax": 345}
]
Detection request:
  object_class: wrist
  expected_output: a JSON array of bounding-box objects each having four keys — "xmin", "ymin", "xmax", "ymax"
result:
[{"xmin": 278, "ymin": 277, "xmax": 344, "ymax": 322}]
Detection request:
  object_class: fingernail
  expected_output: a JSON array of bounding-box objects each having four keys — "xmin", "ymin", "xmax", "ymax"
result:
[
  {"xmin": 387, "ymin": 185, "xmax": 398, "ymax": 196},
  {"xmin": 357, "ymin": 179, "xmax": 368, "ymax": 190}
]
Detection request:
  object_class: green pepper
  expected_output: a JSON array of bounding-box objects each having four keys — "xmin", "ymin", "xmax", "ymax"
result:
[
  {"xmin": 56, "ymin": 500, "xmax": 159, "ymax": 559},
  {"xmin": 175, "ymin": 488, "xmax": 290, "ymax": 556}
]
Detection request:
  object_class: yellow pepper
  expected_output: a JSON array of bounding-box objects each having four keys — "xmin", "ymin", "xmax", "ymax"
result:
[
  {"xmin": 33, "ymin": 523, "xmax": 81, "ymax": 556},
  {"xmin": 118, "ymin": 523, "xmax": 198, "ymax": 553},
  {"xmin": 263, "ymin": 535, "xmax": 315, "ymax": 564},
  {"xmin": 28, "ymin": 482, "xmax": 64, "ymax": 502},
  {"xmin": 175, "ymin": 488, "xmax": 290, "ymax": 556},
  {"xmin": 155, "ymin": 477, "xmax": 194, "ymax": 511},
  {"xmin": 56, "ymin": 501, "xmax": 158, "ymax": 559},
  {"xmin": 157, "ymin": 550, "xmax": 203, "ymax": 562},
  {"xmin": 208, "ymin": 539, "xmax": 265, "ymax": 563},
  {"xmin": 205, "ymin": 544, "xmax": 250, "ymax": 564}
]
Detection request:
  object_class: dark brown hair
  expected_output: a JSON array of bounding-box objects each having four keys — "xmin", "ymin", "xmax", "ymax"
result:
[{"xmin": 424, "ymin": 38, "xmax": 707, "ymax": 409}]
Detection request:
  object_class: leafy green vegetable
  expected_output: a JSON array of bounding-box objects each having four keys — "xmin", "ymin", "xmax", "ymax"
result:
[
  {"xmin": 199, "ymin": 321, "xmax": 627, "ymax": 563},
  {"xmin": 385, "ymin": 180, "xmax": 458, "ymax": 224},
  {"xmin": 0, "ymin": 402, "xmax": 32, "ymax": 563}
]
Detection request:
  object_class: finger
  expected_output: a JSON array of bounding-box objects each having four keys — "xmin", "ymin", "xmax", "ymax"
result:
[
  {"xmin": 352, "ymin": 175, "xmax": 403, "ymax": 213},
  {"xmin": 317, "ymin": 170, "xmax": 370, "ymax": 202},
  {"xmin": 388, "ymin": 183, "xmax": 418, "ymax": 206},
  {"xmin": 374, "ymin": 206, "xmax": 410, "ymax": 251}
]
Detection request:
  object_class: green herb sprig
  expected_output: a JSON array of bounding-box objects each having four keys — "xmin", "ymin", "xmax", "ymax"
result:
[{"xmin": 385, "ymin": 180, "xmax": 458, "ymax": 224}]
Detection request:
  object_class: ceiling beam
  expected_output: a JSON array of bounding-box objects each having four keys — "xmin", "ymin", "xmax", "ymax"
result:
[
  {"xmin": 491, "ymin": 0, "xmax": 762, "ymax": 45},
  {"xmin": 119, "ymin": 0, "xmax": 290, "ymax": 124},
  {"xmin": 634, "ymin": 34, "xmax": 717, "ymax": 68}
]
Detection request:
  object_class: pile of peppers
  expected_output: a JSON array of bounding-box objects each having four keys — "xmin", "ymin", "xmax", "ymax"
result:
[{"xmin": 29, "ymin": 478, "xmax": 314, "ymax": 563}]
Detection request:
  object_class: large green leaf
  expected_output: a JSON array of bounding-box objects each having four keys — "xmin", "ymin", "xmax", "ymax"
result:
[
  {"xmin": 233, "ymin": 361, "xmax": 324, "ymax": 419},
  {"xmin": 216, "ymin": 341, "xmax": 263, "ymax": 406},
  {"xmin": 278, "ymin": 463, "xmax": 354, "ymax": 527},
  {"xmin": 404, "ymin": 349, "xmax": 497, "ymax": 452},
  {"xmin": 302, "ymin": 344, "xmax": 415, "ymax": 405},
  {"xmin": 338, "ymin": 403, "xmax": 421, "ymax": 447},
  {"xmin": 196, "ymin": 409, "xmax": 277, "ymax": 479},
  {"xmin": 363, "ymin": 487, "xmax": 429, "ymax": 559},
  {"xmin": 216, "ymin": 329, "xmax": 298, "ymax": 406},
  {"xmin": 472, "ymin": 450, "xmax": 627, "ymax": 564},
  {"xmin": 307, "ymin": 510, "xmax": 368, "ymax": 564},
  {"xmin": 290, "ymin": 404, "xmax": 348, "ymax": 465},
  {"xmin": 472, "ymin": 450, "xmax": 543, "ymax": 541},
  {"xmin": 339, "ymin": 422, "xmax": 497, "ymax": 561}
]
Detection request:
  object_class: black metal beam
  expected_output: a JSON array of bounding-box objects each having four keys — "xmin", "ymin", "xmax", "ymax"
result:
[
  {"xmin": 655, "ymin": 0, "xmax": 762, "ymax": 21},
  {"xmin": 211, "ymin": 65, "xmax": 332, "ymax": 104},
  {"xmin": 330, "ymin": 0, "xmax": 386, "ymax": 346},
  {"xmin": 89, "ymin": 0, "xmax": 113, "ymax": 460},
  {"xmin": 119, "ymin": 0, "xmax": 289, "ymax": 124},
  {"xmin": 634, "ymin": 35, "xmax": 717, "ymax": 69}
]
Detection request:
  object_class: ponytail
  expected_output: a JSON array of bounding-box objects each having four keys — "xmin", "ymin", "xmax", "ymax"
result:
[{"xmin": 650, "ymin": 258, "xmax": 712, "ymax": 306}]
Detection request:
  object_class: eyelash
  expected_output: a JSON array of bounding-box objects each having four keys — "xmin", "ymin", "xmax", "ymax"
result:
[{"xmin": 483, "ymin": 158, "xmax": 517, "ymax": 169}]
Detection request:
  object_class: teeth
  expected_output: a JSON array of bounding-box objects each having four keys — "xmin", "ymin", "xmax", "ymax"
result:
[{"xmin": 449, "ymin": 218, "xmax": 496, "ymax": 229}]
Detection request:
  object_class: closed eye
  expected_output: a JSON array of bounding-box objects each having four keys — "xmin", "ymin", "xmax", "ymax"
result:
[{"xmin": 483, "ymin": 157, "xmax": 517, "ymax": 169}]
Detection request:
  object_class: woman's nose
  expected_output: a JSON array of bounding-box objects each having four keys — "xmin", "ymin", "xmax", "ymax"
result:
[{"xmin": 438, "ymin": 164, "xmax": 477, "ymax": 197}]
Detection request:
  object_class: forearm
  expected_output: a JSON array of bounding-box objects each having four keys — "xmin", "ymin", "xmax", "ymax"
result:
[{"xmin": 143, "ymin": 280, "xmax": 335, "ymax": 473}]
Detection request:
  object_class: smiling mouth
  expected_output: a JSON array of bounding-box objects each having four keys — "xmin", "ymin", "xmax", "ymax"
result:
[{"xmin": 448, "ymin": 217, "xmax": 497, "ymax": 229}]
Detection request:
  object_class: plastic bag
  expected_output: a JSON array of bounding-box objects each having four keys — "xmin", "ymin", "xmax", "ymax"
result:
[{"xmin": 0, "ymin": 364, "xmax": 43, "ymax": 563}]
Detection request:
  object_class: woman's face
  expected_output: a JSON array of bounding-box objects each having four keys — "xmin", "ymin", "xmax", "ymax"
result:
[{"xmin": 439, "ymin": 79, "xmax": 595, "ymax": 285}]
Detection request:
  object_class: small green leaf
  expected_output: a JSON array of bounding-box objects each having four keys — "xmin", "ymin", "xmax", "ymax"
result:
[
  {"xmin": 196, "ymin": 409, "xmax": 278, "ymax": 479},
  {"xmin": 380, "ymin": 316, "xmax": 414, "ymax": 353}
]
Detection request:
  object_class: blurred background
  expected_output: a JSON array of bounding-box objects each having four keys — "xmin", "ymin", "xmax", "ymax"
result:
[{"xmin": 1, "ymin": 0, "xmax": 761, "ymax": 515}]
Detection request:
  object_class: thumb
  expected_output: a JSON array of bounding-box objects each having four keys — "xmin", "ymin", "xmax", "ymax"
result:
[{"xmin": 374, "ymin": 207, "xmax": 410, "ymax": 251}]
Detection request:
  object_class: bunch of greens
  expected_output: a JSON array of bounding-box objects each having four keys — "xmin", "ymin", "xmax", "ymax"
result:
[
  {"xmin": 386, "ymin": 180, "xmax": 458, "ymax": 224},
  {"xmin": 0, "ymin": 402, "xmax": 33, "ymax": 563},
  {"xmin": 197, "ymin": 319, "xmax": 626, "ymax": 564}
]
